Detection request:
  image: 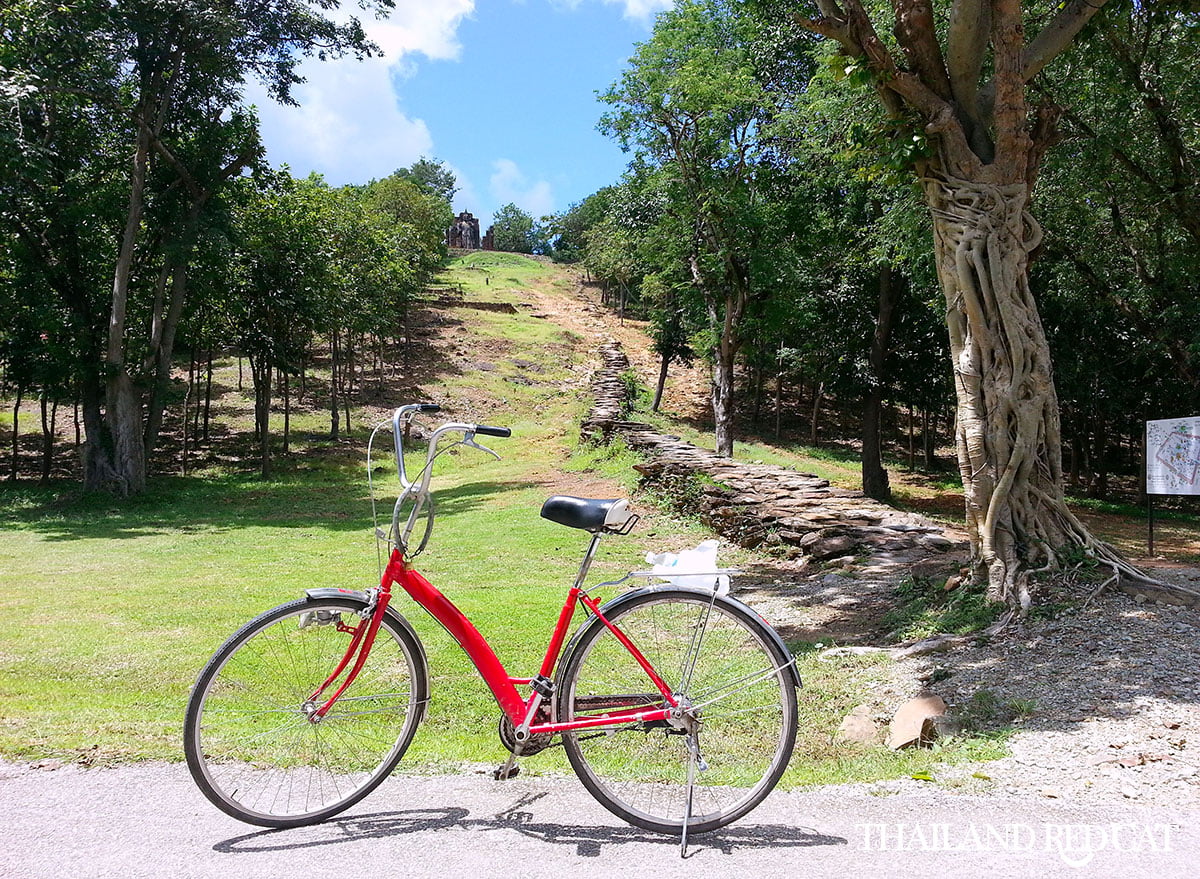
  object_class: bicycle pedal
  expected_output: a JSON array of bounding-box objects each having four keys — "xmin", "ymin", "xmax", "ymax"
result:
[{"xmin": 492, "ymin": 763, "xmax": 521, "ymax": 781}]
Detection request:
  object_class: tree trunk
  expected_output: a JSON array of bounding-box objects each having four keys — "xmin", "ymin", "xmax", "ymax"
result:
[
  {"xmin": 9, "ymin": 384, "xmax": 22, "ymax": 481},
  {"xmin": 809, "ymin": 381, "xmax": 824, "ymax": 447},
  {"xmin": 1094, "ymin": 410, "xmax": 1109, "ymax": 500},
  {"xmin": 862, "ymin": 388, "xmax": 889, "ymax": 501},
  {"xmin": 692, "ymin": 254, "xmax": 745, "ymax": 459},
  {"xmin": 39, "ymin": 394, "xmax": 58, "ymax": 484},
  {"xmin": 342, "ymin": 336, "xmax": 353, "ymax": 437},
  {"xmin": 1136, "ymin": 417, "xmax": 1148, "ymax": 506},
  {"xmin": 907, "ymin": 403, "xmax": 916, "ymax": 470},
  {"xmin": 922, "ymin": 407, "xmax": 936, "ymax": 470},
  {"xmin": 282, "ymin": 372, "xmax": 290, "ymax": 455},
  {"xmin": 91, "ymin": 125, "xmax": 151, "ymax": 496},
  {"xmin": 102, "ymin": 373, "xmax": 147, "ymax": 496},
  {"xmin": 862, "ymin": 263, "xmax": 898, "ymax": 502},
  {"xmin": 181, "ymin": 360, "xmax": 192, "ymax": 476},
  {"xmin": 250, "ymin": 355, "xmax": 272, "ymax": 477},
  {"xmin": 924, "ymin": 173, "xmax": 1106, "ymax": 606},
  {"xmin": 751, "ymin": 365, "xmax": 764, "ymax": 427},
  {"xmin": 795, "ymin": 0, "xmax": 1151, "ymax": 605},
  {"xmin": 711, "ymin": 344, "xmax": 736, "ymax": 457},
  {"xmin": 774, "ymin": 371, "xmax": 783, "ymax": 440},
  {"xmin": 203, "ymin": 349, "xmax": 213, "ymax": 443},
  {"xmin": 143, "ymin": 245, "xmax": 195, "ymax": 454},
  {"xmin": 329, "ymin": 333, "xmax": 340, "ymax": 440},
  {"xmin": 651, "ymin": 353, "xmax": 670, "ymax": 413},
  {"xmin": 375, "ymin": 334, "xmax": 385, "ymax": 394}
]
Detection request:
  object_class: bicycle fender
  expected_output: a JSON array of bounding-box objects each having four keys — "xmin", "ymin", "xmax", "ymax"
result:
[
  {"xmin": 561, "ymin": 586, "xmax": 801, "ymax": 690},
  {"xmin": 303, "ymin": 588, "xmax": 432, "ymax": 717}
]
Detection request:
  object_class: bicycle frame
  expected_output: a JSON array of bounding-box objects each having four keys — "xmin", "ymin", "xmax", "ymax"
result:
[
  {"xmin": 309, "ymin": 544, "xmax": 680, "ymax": 735},
  {"xmin": 308, "ymin": 406, "xmax": 680, "ymax": 735}
]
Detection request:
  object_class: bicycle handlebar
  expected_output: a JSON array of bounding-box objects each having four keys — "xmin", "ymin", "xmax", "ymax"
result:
[
  {"xmin": 387, "ymin": 405, "xmax": 511, "ymax": 552},
  {"xmin": 473, "ymin": 424, "xmax": 511, "ymax": 438}
]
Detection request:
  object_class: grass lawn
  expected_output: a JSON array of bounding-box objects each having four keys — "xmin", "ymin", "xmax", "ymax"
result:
[{"xmin": 0, "ymin": 253, "xmax": 1007, "ymax": 790}]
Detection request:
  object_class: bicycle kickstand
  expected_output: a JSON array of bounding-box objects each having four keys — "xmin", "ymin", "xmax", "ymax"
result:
[
  {"xmin": 681, "ymin": 751, "xmax": 695, "ymax": 857},
  {"xmin": 680, "ymin": 731, "xmax": 708, "ymax": 857},
  {"xmin": 494, "ymin": 748, "xmax": 521, "ymax": 781}
]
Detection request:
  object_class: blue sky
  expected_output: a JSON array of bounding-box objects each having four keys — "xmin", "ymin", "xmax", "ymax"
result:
[{"xmin": 246, "ymin": 1, "xmax": 673, "ymax": 226}]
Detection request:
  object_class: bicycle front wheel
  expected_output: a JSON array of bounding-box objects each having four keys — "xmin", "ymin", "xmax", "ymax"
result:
[
  {"xmin": 557, "ymin": 588, "xmax": 797, "ymax": 835},
  {"xmin": 184, "ymin": 597, "xmax": 426, "ymax": 828}
]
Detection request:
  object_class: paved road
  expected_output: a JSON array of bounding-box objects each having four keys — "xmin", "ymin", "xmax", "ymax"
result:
[{"xmin": 1, "ymin": 762, "xmax": 1195, "ymax": 879}]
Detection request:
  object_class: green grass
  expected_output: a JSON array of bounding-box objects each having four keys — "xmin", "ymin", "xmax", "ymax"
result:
[
  {"xmin": 881, "ymin": 575, "xmax": 1002, "ymax": 642},
  {"xmin": 0, "ymin": 253, "xmax": 1006, "ymax": 789}
]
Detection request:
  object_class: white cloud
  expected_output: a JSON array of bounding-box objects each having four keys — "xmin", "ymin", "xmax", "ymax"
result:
[
  {"xmin": 243, "ymin": 2, "xmax": 476, "ymax": 185},
  {"xmin": 489, "ymin": 159, "xmax": 556, "ymax": 220},
  {"xmin": 549, "ymin": 0, "xmax": 673, "ymax": 22},
  {"xmin": 606, "ymin": 0, "xmax": 674, "ymax": 22},
  {"xmin": 366, "ymin": 0, "xmax": 475, "ymax": 62}
]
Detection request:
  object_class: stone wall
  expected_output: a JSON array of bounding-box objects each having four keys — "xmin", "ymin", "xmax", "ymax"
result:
[{"xmin": 583, "ymin": 340, "xmax": 967, "ymax": 566}]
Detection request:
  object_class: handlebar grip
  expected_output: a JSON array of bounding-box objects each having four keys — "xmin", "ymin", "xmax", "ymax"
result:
[
  {"xmin": 474, "ymin": 424, "xmax": 511, "ymax": 438},
  {"xmin": 417, "ymin": 403, "xmax": 441, "ymax": 413}
]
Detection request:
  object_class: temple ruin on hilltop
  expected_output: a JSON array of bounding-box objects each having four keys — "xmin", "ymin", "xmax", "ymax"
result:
[
  {"xmin": 446, "ymin": 211, "xmax": 497, "ymax": 251},
  {"xmin": 446, "ymin": 212, "xmax": 480, "ymax": 249}
]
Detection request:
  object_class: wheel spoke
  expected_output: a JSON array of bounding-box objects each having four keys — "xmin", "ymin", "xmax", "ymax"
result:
[
  {"xmin": 560, "ymin": 591, "xmax": 797, "ymax": 835},
  {"xmin": 185, "ymin": 600, "xmax": 425, "ymax": 826}
]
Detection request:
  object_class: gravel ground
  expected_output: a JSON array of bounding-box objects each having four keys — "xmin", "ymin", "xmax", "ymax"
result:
[
  {"xmin": 745, "ymin": 557, "xmax": 1200, "ymax": 811},
  {"xmin": 900, "ymin": 584, "xmax": 1200, "ymax": 809}
]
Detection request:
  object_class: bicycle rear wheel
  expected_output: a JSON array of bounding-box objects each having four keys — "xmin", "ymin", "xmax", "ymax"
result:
[
  {"xmin": 184, "ymin": 597, "xmax": 426, "ymax": 828},
  {"xmin": 557, "ymin": 588, "xmax": 797, "ymax": 835}
]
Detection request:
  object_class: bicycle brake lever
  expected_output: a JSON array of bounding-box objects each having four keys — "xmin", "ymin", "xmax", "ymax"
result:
[{"xmin": 462, "ymin": 433, "xmax": 501, "ymax": 461}]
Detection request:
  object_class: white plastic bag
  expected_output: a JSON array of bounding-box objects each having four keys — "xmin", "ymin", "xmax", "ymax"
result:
[{"xmin": 645, "ymin": 539, "xmax": 730, "ymax": 594}]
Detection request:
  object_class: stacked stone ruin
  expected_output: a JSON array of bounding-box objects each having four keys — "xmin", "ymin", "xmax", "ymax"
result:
[
  {"xmin": 446, "ymin": 212, "xmax": 482, "ymax": 250},
  {"xmin": 582, "ymin": 340, "xmax": 966, "ymax": 563}
]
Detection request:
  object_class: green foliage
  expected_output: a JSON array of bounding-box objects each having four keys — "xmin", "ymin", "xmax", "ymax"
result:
[
  {"xmin": 490, "ymin": 202, "xmax": 537, "ymax": 254},
  {"xmin": 0, "ymin": 0, "xmax": 400, "ymax": 488},
  {"xmin": 361, "ymin": 172, "xmax": 452, "ymax": 269},
  {"xmin": 617, "ymin": 368, "xmax": 649, "ymax": 415},
  {"xmin": 388, "ymin": 157, "xmax": 458, "ymax": 205},
  {"xmin": 544, "ymin": 188, "xmax": 614, "ymax": 263}
]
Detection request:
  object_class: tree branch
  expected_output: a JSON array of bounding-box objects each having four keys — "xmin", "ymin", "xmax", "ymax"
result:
[
  {"xmin": 797, "ymin": 1, "xmax": 979, "ymax": 174},
  {"xmin": 892, "ymin": 0, "xmax": 953, "ymax": 101},
  {"xmin": 946, "ymin": 0, "xmax": 990, "ymax": 116},
  {"xmin": 1022, "ymin": 0, "xmax": 1116, "ymax": 83},
  {"xmin": 990, "ymin": 0, "xmax": 1031, "ymax": 175},
  {"xmin": 978, "ymin": 0, "xmax": 1116, "ymax": 122}
]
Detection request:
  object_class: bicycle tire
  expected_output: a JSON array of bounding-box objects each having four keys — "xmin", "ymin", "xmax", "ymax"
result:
[
  {"xmin": 556, "ymin": 587, "xmax": 797, "ymax": 835},
  {"xmin": 184, "ymin": 597, "xmax": 427, "ymax": 828}
]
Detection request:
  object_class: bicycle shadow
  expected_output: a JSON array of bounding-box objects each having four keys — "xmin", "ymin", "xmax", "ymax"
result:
[{"xmin": 212, "ymin": 793, "xmax": 846, "ymax": 858}]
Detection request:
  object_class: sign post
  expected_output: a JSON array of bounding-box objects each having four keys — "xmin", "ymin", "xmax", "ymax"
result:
[{"xmin": 1144, "ymin": 416, "xmax": 1200, "ymax": 556}]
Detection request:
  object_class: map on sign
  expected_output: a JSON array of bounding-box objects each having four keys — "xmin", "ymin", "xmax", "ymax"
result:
[{"xmin": 1146, "ymin": 416, "xmax": 1200, "ymax": 496}]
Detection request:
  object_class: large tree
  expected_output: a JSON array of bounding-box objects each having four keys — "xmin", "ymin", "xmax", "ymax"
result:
[
  {"xmin": 602, "ymin": 0, "xmax": 788, "ymax": 457},
  {"xmin": 794, "ymin": 0, "xmax": 1168, "ymax": 606},
  {"xmin": 1, "ymin": 0, "xmax": 391, "ymax": 495}
]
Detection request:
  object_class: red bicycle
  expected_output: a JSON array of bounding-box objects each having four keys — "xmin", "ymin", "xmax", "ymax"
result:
[{"xmin": 184, "ymin": 404, "xmax": 799, "ymax": 847}]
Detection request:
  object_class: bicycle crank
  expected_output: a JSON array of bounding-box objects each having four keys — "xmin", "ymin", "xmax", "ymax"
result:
[{"xmin": 498, "ymin": 714, "xmax": 554, "ymax": 755}]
